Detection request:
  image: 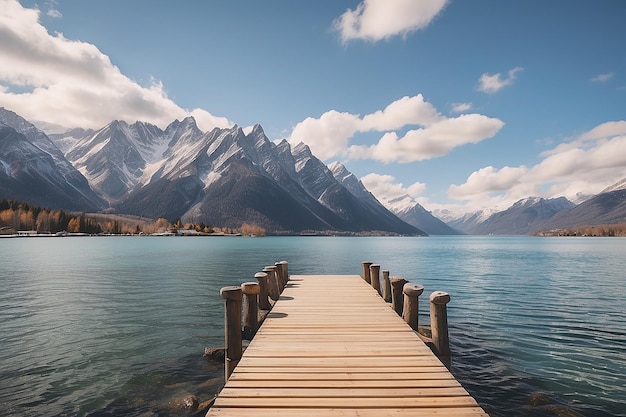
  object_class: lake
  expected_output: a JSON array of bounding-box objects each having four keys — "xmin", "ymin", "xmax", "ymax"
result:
[{"xmin": 0, "ymin": 236, "xmax": 624, "ymax": 416}]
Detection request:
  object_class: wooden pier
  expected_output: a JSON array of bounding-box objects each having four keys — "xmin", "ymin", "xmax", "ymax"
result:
[{"xmin": 207, "ymin": 271, "xmax": 488, "ymax": 416}]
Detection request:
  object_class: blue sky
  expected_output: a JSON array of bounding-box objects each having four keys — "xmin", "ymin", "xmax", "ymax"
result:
[{"xmin": 1, "ymin": 0, "xmax": 626, "ymax": 214}]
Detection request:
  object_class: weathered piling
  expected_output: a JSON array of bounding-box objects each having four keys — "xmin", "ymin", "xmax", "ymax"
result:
[
  {"xmin": 276, "ymin": 260, "xmax": 289, "ymax": 288},
  {"xmin": 390, "ymin": 277, "xmax": 408, "ymax": 316},
  {"xmin": 361, "ymin": 261, "xmax": 373, "ymax": 284},
  {"xmin": 254, "ymin": 272, "xmax": 271, "ymax": 310},
  {"xmin": 382, "ymin": 270, "xmax": 391, "ymax": 302},
  {"xmin": 430, "ymin": 291, "xmax": 451, "ymax": 368},
  {"xmin": 241, "ymin": 282, "xmax": 260, "ymax": 340},
  {"xmin": 264, "ymin": 265, "xmax": 280, "ymax": 301},
  {"xmin": 402, "ymin": 282, "xmax": 424, "ymax": 331},
  {"xmin": 369, "ymin": 264, "xmax": 381, "ymax": 295},
  {"xmin": 220, "ymin": 286, "xmax": 243, "ymax": 380}
]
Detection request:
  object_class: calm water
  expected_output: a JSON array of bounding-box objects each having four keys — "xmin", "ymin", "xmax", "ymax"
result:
[{"xmin": 0, "ymin": 236, "xmax": 624, "ymax": 416}]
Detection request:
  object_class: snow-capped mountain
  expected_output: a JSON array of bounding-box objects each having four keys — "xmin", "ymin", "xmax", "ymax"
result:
[
  {"xmin": 366, "ymin": 190, "xmax": 460, "ymax": 235},
  {"xmin": 0, "ymin": 108, "xmax": 106, "ymax": 211},
  {"xmin": 465, "ymin": 197, "xmax": 575, "ymax": 235},
  {"xmin": 53, "ymin": 118, "xmax": 422, "ymax": 234}
]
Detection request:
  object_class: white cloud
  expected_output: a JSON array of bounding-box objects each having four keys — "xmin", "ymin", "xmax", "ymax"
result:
[
  {"xmin": 579, "ymin": 120, "xmax": 626, "ymax": 140},
  {"xmin": 289, "ymin": 94, "xmax": 504, "ymax": 163},
  {"xmin": 361, "ymin": 173, "xmax": 425, "ymax": 201},
  {"xmin": 448, "ymin": 121, "xmax": 626, "ymax": 209},
  {"xmin": 349, "ymin": 114, "xmax": 504, "ymax": 163},
  {"xmin": 451, "ymin": 102, "xmax": 472, "ymax": 113},
  {"xmin": 0, "ymin": 0, "xmax": 231, "ymax": 131},
  {"xmin": 334, "ymin": 0, "xmax": 449, "ymax": 43},
  {"xmin": 590, "ymin": 72, "xmax": 614, "ymax": 83},
  {"xmin": 289, "ymin": 111, "xmax": 361, "ymax": 160},
  {"xmin": 477, "ymin": 67, "xmax": 523, "ymax": 94}
]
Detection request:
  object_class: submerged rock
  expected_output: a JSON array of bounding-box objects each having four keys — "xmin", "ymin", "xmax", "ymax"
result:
[
  {"xmin": 167, "ymin": 395, "xmax": 199, "ymax": 414},
  {"xmin": 203, "ymin": 347, "xmax": 225, "ymax": 363}
]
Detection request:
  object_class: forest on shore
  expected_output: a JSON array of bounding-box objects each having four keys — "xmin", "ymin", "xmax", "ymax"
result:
[{"xmin": 0, "ymin": 199, "xmax": 266, "ymax": 236}]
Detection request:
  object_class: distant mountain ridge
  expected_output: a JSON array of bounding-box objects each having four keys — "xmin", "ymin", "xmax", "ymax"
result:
[{"xmin": 380, "ymin": 193, "xmax": 460, "ymax": 235}]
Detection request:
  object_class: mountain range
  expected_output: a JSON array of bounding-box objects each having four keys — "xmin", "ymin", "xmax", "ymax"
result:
[
  {"xmin": 0, "ymin": 107, "xmax": 422, "ymax": 235},
  {"xmin": 2, "ymin": 106, "xmax": 626, "ymax": 235}
]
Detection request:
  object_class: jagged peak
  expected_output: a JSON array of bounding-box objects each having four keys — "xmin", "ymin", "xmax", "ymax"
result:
[
  {"xmin": 327, "ymin": 161, "xmax": 350, "ymax": 178},
  {"xmin": 510, "ymin": 196, "xmax": 543, "ymax": 209},
  {"xmin": 292, "ymin": 142, "xmax": 313, "ymax": 156}
]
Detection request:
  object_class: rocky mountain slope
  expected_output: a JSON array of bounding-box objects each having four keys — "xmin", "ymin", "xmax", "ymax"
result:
[
  {"xmin": 0, "ymin": 108, "xmax": 106, "ymax": 211},
  {"xmin": 373, "ymin": 192, "xmax": 461, "ymax": 235}
]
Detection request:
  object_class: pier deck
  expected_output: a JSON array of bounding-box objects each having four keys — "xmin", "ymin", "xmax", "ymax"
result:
[{"xmin": 206, "ymin": 274, "xmax": 487, "ymax": 416}]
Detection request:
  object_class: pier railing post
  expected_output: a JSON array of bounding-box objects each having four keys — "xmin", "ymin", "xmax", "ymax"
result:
[
  {"xmin": 220, "ymin": 286, "xmax": 243, "ymax": 380},
  {"xmin": 361, "ymin": 261, "xmax": 373, "ymax": 284},
  {"xmin": 382, "ymin": 270, "xmax": 391, "ymax": 302},
  {"xmin": 370, "ymin": 264, "xmax": 381, "ymax": 296},
  {"xmin": 241, "ymin": 282, "xmax": 260, "ymax": 340},
  {"xmin": 255, "ymin": 272, "xmax": 271, "ymax": 310},
  {"xmin": 264, "ymin": 265, "xmax": 280, "ymax": 301},
  {"xmin": 430, "ymin": 291, "xmax": 451, "ymax": 368},
  {"xmin": 402, "ymin": 283, "xmax": 424, "ymax": 331},
  {"xmin": 390, "ymin": 277, "xmax": 408, "ymax": 316},
  {"xmin": 276, "ymin": 260, "xmax": 288, "ymax": 289}
]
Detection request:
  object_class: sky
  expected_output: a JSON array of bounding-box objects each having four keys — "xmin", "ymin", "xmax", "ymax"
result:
[{"xmin": 1, "ymin": 0, "xmax": 626, "ymax": 215}]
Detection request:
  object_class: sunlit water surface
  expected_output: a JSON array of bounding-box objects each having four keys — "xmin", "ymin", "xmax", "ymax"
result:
[{"xmin": 1, "ymin": 236, "xmax": 624, "ymax": 416}]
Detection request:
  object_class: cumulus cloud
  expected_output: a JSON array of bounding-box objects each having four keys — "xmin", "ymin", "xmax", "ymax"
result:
[
  {"xmin": 361, "ymin": 173, "xmax": 426, "ymax": 202},
  {"xmin": 448, "ymin": 120, "xmax": 626, "ymax": 208},
  {"xmin": 289, "ymin": 94, "xmax": 504, "ymax": 162},
  {"xmin": 0, "ymin": 0, "xmax": 231, "ymax": 131},
  {"xmin": 477, "ymin": 67, "xmax": 523, "ymax": 94},
  {"xmin": 334, "ymin": 0, "xmax": 449, "ymax": 43},
  {"xmin": 350, "ymin": 114, "xmax": 504, "ymax": 163},
  {"xmin": 590, "ymin": 72, "xmax": 614, "ymax": 83}
]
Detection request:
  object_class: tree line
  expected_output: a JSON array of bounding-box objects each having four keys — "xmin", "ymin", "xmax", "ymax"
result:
[
  {"xmin": 0, "ymin": 199, "xmax": 265, "ymax": 236},
  {"xmin": 534, "ymin": 223, "xmax": 626, "ymax": 237}
]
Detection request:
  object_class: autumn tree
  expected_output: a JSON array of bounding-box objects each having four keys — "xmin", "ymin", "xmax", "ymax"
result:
[{"xmin": 241, "ymin": 223, "xmax": 266, "ymax": 237}]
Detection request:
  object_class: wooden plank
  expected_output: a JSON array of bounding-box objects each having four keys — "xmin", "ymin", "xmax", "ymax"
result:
[
  {"xmin": 225, "ymin": 379, "xmax": 462, "ymax": 388},
  {"xmin": 208, "ymin": 408, "xmax": 488, "ymax": 416},
  {"xmin": 205, "ymin": 274, "xmax": 487, "ymax": 417},
  {"xmin": 212, "ymin": 396, "xmax": 482, "ymax": 408}
]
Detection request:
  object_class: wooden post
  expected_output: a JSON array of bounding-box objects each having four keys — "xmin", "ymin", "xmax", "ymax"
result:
[
  {"xmin": 430, "ymin": 291, "xmax": 451, "ymax": 368},
  {"xmin": 241, "ymin": 282, "xmax": 260, "ymax": 340},
  {"xmin": 382, "ymin": 270, "xmax": 392, "ymax": 303},
  {"xmin": 255, "ymin": 272, "xmax": 271, "ymax": 310},
  {"xmin": 276, "ymin": 260, "xmax": 289, "ymax": 288},
  {"xmin": 220, "ymin": 286, "xmax": 243, "ymax": 380},
  {"xmin": 390, "ymin": 277, "xmax": 407, "ymax": 316},
  {"xmin": 361, "ymin": 261, "xmax": 373, "ymax": 284},
  {"xmin": 402, "ymin": 282, "xmax": 424, "ymax": 331},
  {"xmin": 369, "ymin": 264, "xmax": 381, "ymax": 296},
  {"xmin": 264, "ymin": 265, "xmax": 280, "ymax": 301}
]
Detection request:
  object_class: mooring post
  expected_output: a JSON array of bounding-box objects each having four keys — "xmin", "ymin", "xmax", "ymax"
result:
[
  {"xmin": 241, "ymin": 282, "xmax": 260, "ymax": 340},
  {"xmin": 254, "ymin": 272, "xmax": 271, "ymax": 310},
  {"xmin": 264, "ymin": 265, "xmax": 280, "ymax": 301},
  {"xmin": 382, "ymin": 270, "xmax": 392, "ymax": 302},
  {"xmin": 430, "ymin": 291, "xmax": 451, "ymax": 368},
  {"xmin": 402, "ymin": 282, "xmax": 424, "ymax": 331},
  {"xmin": 361, "ymin": 261, "xmax": 373, "ymax": 284},
  {"xmin": 276, "ymin": 260, "xmax": 289, "ymax": 288},
  {"xmin": 220, "ymin": 286, "xmax": 243, "ymax": 380},
  {"xmin": 369, "ymin": 264, "xmax": 381, "ymax": 295},
  {"xmin": 390, "ymin": 277, "xmax": 408, "ymax": 316}
]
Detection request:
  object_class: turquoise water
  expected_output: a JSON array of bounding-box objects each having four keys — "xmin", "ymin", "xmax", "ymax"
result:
[{"xmin": 0, "ymin": 236, "xmax": 624, "ymax": 416}]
